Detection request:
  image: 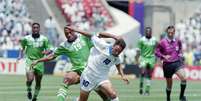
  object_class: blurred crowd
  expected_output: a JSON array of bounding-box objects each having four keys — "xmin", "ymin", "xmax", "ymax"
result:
[
  {"xmin": 176, "ymin": 8, "xmax": 201, "ymax": 66},
  {"xmin": 56, "ymin": 0, "xmax": 114, "ymax": 32},
  {"xmin": 0, "ymin": 0, "xmax": 32, "ymax": 51}
]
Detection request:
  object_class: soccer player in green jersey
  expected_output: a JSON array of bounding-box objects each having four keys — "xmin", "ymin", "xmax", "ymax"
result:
[
  {"xmin": 135, "ymin": 27, "xmax": 157, "ymax": 95},
  {"xmin": 31, "ymin": 25, "xmax": 120, "ymax": 101},
  {"xmin": 18, "ymin": 23, "xmax": 52, "ymax": 101}
]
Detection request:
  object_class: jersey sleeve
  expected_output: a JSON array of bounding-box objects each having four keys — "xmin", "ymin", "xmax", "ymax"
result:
[
  {"xmin": 19, "ymin": 37, "xmax": 27, "ymax": 49},
  {"xmin": 91, "ymin": 35, "xmax": 109, "ymax": 50},
  {"xmin": 54, "ymin": 43, "xmax": 67, "ymax": 57},
  {"xmin": 115, "ymin": 57, "xmax": 121, "ymax": 65}
]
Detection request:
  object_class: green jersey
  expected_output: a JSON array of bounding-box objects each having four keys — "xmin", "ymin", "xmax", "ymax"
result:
[
  {"xmin": 54, "ymin": 34, "xmax": 93, "ymax": 73},
  {"xmin": 138, "ymin": 36, "xmax": 157, "ymax": 58},
  {"xmin": 20, "ymin": 35, "xmax": 51, "ymax": 60}
]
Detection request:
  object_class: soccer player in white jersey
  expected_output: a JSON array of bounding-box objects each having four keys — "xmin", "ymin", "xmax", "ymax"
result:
[{"xmin": 65, "ymin": 27, "xmax": 129, "ymax": 101}]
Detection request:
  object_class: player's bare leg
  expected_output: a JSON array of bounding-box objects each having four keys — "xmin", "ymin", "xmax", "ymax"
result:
[
  {"xmin": 32, "ymin": 72, "xmax": 43, "ymax": 101},
  {"xmin": 57, "ymin": 71, "xmax": 80, "ymax": 101},
  {"xmin": 176, "ymin": 68, "xmax": 187, "ymax": 101},
  {"xmin": 165, "ymin": 78, "xmax": 173, "ymax": 101},
  {"xmin": 139, "ymin": 67, "xmax": 145, "ymax": 95},
  {"xmin": 99, "ymin": 81, "xmax": 119, "ymax": 101},
  {"xmin": 57, "ymin": 71, "xmax": 110, "ymax": 101},
  {"xmin": 95, "ymin": 90, "xmax": 110, "ymax": 101},
  {"xmin": 78, "ymin": 90, "xmax": 90, "ymax": 101},
  {"xmin": 26, "ymin": 71, "xmax": 34, "ymax": 100}
]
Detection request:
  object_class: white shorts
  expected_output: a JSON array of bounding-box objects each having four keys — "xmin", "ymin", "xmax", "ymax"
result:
[{"xmin": 80, "ymin": 73, "xmax": 109, "ymax": 92}]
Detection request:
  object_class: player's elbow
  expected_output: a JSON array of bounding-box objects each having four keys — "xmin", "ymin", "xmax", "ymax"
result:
[{"xmin": 109, "ymin": 91, "xmax": 117, "ymax": 99}]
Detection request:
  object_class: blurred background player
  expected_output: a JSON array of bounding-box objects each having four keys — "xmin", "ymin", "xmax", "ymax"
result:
[
  {"xmin": 66, "ymin": 26, "xmax": 129, "ymax": 101},
  {"xmin": 155, "ymin": 26, "xmax": 187, "ymax": 101},
  {"xmin": 17, "ymin": 23, "xmax": 52, "ymax": 101},
  {"xmin": 135, "ymin": 27, "xmax": 157, "ymax": 95},
  {"xmin": 31, "ymin": 25, "xmax": 121, "ymax": 101}
]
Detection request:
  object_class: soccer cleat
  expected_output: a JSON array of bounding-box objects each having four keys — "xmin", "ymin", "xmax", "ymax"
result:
[
  {"xmin": 139, "ymin": 89, "xmax": 143, "ymax": 95},
  {"xmin": 32, "ymin": 98, "xmax": 37, "ymax": 101},
  {"xmin": 180, "ymin": 96, "xmax": 187, "ymax": 101},
  {"xmin": 27, "ymin": 92, "xmax": 32, "ymax": 100},
  {"xmin": 144, "ymin": 91, "xmax": 150, "ymax": 96},
  {"xmin": 167, "ymin": 97, "xmax": 171, "ymax": 101}
]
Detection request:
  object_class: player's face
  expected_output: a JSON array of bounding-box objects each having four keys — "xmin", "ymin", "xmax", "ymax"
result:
[
  {"xmin": 32, "ymin": 24, "xmax": 40, "ymax": 34},
  {"xmin": 145, "ymin": 28, "xmax": 152, "ymax": 39},
  {"xmin": 112, "ymin": 45, "xmax": 123, "ymax": 57},
  {"xmin": 167, "ymin": 27, "xmax": 175, "ymax": 39},
  {"xmin": 64, "ymin": 28, "xmax": 77, "ymax": 42}
]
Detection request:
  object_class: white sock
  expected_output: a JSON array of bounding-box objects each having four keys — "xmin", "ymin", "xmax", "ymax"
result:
[{"xmin": 111, "ymin": 97, "xmax": 119, "ymax": 101}]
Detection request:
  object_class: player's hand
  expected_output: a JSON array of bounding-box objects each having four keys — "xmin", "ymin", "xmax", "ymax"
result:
[
  {"xmin": 164, "ymin": 55, "xmax": 171, "ymax": 60},
  {"xmin": 122, "ymin": 76, "xmax": 129, "ymax": 85},
  {"xmin": 30, "ymin": 61, "xmax": 38, "ymax": 69},
  {"xmin": 42, "ymin": 50, "xmax": 52, "ymax": 55},
  {"xmin": 16, "ymin": 57, "xmax": 22, "ymax": 64},
  {"xmin": 66, "ymin": 26, "xmax": 74, "ymax": 31}
]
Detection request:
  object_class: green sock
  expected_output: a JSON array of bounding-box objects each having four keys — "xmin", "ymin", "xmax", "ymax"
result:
[
  {"xmin": 140, "ymin": 74, "xmax": 144, "ymax": 90},
  {"xmin": 145, "ymin": 78, "xmax": 151, "ymax": 92},
  {"xmin": 26, "ymin": 81, "xmax": 32, "ymax": 92},
  {"xmin": 33, "ymin": 86, "xmax": 41, "ymax": 99},
  {"xmin": 57, "ymin": 83, "xmax": 69, "ymax": 101}
]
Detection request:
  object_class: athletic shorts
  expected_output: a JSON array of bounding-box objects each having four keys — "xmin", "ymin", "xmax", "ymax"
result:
[
  {"xmin": 162, "ymin": 60, "xmax": 184, "ymax": 78},
  {"xmin": 80, "ymin": 73, "xmax": 109, "ymax": 92},
  {"xmin": 25, "ymin": 58, "xmax": 44, "ymax": 74},
  {"xmin": 139, "ymin": 57, "xmax": 156, "ymax": 69}
]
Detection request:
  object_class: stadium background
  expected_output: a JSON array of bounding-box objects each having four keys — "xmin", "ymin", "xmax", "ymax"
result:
[{"xmin": 0, "ymin": 0, "xmax": 201, "ymax": 101}]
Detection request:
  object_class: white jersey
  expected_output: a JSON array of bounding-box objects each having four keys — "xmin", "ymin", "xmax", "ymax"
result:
[{"xmin": 83, "ymin": 35, "xmax": 121, "ymax": 79}]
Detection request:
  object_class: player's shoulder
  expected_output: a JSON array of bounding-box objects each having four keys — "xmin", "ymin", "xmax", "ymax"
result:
[
  {"xmin": 139, "ymin": 36, "xmax": 145, "ymax": 42},
  {"xmin": 22, "ymin": 34, "xmax": 31, "ymax": 40},
  {"xmin": 40, "ymin": 35, "xmax": 48, "ymax": 40}
]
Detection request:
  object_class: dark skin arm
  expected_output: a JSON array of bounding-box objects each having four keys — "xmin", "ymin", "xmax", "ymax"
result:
[
  {"xmin": 66, "ymin": 26, "xmax": 122, "ymax": 40},
  {"xmin": 31, "ymin": 53, "xmax": 57, "ymax": 69}
]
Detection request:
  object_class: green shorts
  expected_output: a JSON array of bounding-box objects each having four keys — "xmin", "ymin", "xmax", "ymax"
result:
[
  {"xmin": 25, "ymin": 58, "xmax": 44, "ymax": 74},
  {"xmin": 139, "ymin": 57, "xmax": 156, "ymax": 69}
]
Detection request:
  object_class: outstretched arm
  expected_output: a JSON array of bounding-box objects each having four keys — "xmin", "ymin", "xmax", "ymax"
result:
[
  {"xmin": 31, "ymin": 53, "xmax": 57, "ymax": 68},
  {"xmin": 116, "ymin": 64, "xmax": 129, "ymax": 84},
  {"xmin": 66, "ymin": 26, "xmax": 121, "ymax": 40}
]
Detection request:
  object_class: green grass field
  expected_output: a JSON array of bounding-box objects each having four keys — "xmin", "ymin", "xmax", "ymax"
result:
[{"xmin": 0, "ymin": 75, "xmax": 200, "ymax": 101}]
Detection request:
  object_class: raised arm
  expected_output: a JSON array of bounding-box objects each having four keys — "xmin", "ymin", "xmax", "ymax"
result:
[
  {"xmin": 66, "ymin": 26, "xmax": 121, "ymax": 40},
  {"xmin": 66, "ymin": 26, "xmax": 92, "ymax": 37},
  {"xmin": 116, "ymin": 64, "xmax": 129, "ymax": 84}
]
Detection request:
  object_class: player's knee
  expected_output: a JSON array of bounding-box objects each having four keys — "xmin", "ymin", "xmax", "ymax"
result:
[
  {"xmin": 108, "ymin": 91, "xmax": 117, "ymax": 99},
  {"xmin": 63, "ymin": 77, "xmax": 76, "ymax": 85},
  {"xmin": 181, "ymin": 80, "xmax": 187, "ymax": 84}
]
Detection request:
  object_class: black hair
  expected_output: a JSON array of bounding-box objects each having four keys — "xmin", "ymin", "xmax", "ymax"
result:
[
  {"xmin": 166, "ymin": 25, "xmax": 175, "ymax": 32},
  {"xmin": 145, "ymin": 26, "xmax": 152, "ymax": 30},
  {"xmin": 114, "ymin": 39, "xmax": 126, "ymax": 50},
  {"xmin": 32, "ymin": 23, "xmax": 40, "ymax": 27}
]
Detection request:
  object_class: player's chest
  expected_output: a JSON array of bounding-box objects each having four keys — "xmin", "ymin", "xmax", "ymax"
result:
[
  {"xmin": 27, "ymin": 39, "xmax": 44, "ymax": 48},
  {"xmin": 163, "ymin": 42, "xmax": 179, "ymax": 52},
  {"xmin": 66, "ymin": 39, "xmax": 86, "ymax": 52},
  {"xmin": 142, "ymin": 39, "xmax": 156, "ymax": 47},
  {"xmin": 95, "ymin": 54, "xmax": 118, "ymax": 67}
]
